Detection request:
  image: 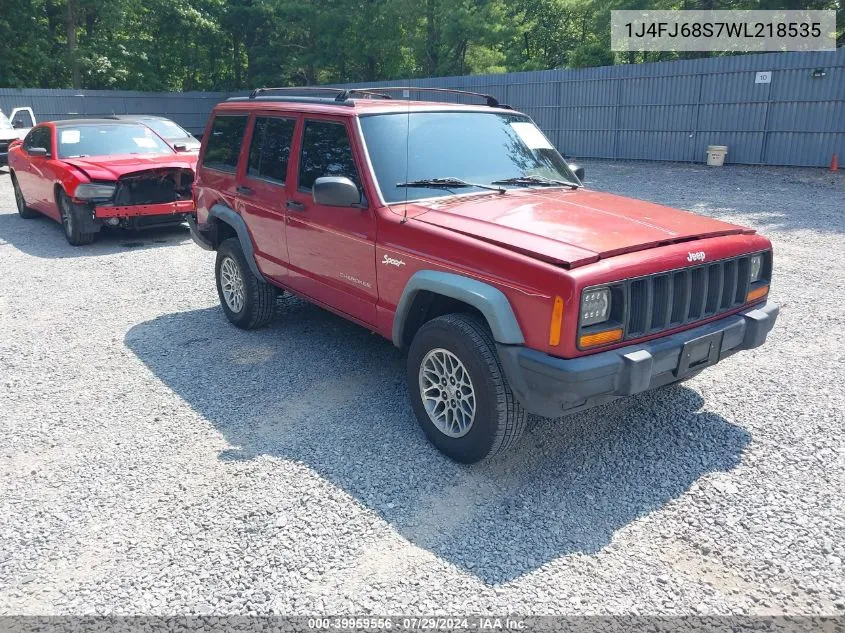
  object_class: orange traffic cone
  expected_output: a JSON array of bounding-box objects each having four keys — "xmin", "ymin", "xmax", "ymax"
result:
[{"xmin": 831, "ymin": 153, "xmax": 839, "ymax": 171}]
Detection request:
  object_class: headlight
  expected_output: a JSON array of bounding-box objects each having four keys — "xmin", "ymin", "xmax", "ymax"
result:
[
  {"xmin": 74, "ymin": 183, "xmax": 116, "ymax": 200},
  {"xmin": 749, "ymin": 253, "xmax": 764, "ymax": 282},
  {"xmin": 580, "ymin": 287, "xmax": 611, "ymax": 326}
]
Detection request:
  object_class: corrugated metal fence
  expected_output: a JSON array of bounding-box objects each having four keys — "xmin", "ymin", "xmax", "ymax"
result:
[
  {"xmin": 2, "ymin": 48, "xmax": 843, "ymax": 167},
  {"xmin": 335, "ymin": 48, "xmax": 845, "ymax": 168},
  {"xmin": 0, "ymin": 88, "xmax": 227, "ymax": 137}
]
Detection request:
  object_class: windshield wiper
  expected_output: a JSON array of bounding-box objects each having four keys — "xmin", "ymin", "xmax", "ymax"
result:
[
  {"xmin": 396, "ymin": 177, "xmax": 505, "ymax": 194},
  {"xmin": 492, "ymin": 175, "xmax": 580, "ymax": 189}
]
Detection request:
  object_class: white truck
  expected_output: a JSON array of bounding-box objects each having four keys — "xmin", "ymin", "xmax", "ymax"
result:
[{"xmin": 0, "ymin": 107, "xmax": 36, "ymax": 167}]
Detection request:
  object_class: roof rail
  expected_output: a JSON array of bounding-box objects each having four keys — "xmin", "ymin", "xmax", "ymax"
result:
[
  {"xmin": 341, "ymin": 87, "xmax": 507, "ymax": 108},
  {"xmin": 248, "ymin": 86, "xmax": 391, "ymax": 101},
  {"xmin": 246, "ymin": 86, "xmax": 507, "ymax": 108}
]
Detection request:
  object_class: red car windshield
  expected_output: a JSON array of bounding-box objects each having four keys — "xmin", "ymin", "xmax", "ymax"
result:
[{"xmin": 57, "ymin": 123, "xmax": 173, "ymax": 159}]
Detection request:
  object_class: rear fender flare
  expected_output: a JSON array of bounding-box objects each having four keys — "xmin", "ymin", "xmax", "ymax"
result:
[
  {"xmin": 208, "ymin": 204, "xmax": 263, "ymax": 280},
  {"xmin": 392, "ymin": 270, "xmax": 525, "ymax": 348}
]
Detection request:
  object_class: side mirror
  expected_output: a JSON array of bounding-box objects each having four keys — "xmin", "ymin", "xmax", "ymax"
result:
[
  {"xmin": 12, "ymin": 120, "xmax": 26, "ymax": 129},
  {"xmin": 568, "ymin": 163, "xmax": 585, "ymax": 181},
  {"xmin": 173, "ymin": 143, "xmax": 188, "ymax": 152},
  {"xmin": 313, "ymin": 176, "xmax": 361, "ymax": 207},
  {"xmin": 28, "ymin": 147, "xmax": 49, "ymax": 157}
]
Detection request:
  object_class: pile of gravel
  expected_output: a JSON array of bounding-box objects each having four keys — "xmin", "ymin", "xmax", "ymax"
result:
[{"xmin": 0, "ymin": 162, "xmax": 842, "ymax": 616}]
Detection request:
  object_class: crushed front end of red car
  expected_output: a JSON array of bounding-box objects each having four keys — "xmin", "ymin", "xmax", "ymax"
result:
[{"xmin": 89, "ymin": 167, "xmax": 196, "ymax": 224}]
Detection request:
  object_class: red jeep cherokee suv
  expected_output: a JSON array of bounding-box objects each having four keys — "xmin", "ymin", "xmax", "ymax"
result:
[{"xmin": 190, "ymin": 87, "xmax": 778, "ymax": 463}]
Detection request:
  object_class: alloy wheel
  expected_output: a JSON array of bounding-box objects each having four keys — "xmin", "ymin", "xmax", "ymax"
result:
[
  {"xmin": 59, "ymin": 194, "xmax": 73, "ymax": 237},
  {"xmin": 220, "ymin": 256, "xmax": 245, "ymax": 314},
  {"xmin": 418, "ymin": 348, "xmax": 477, "ymax": 438},
  {"xmin": 13, "ymin": 180, "xmax": 25, "ymax": 213}
]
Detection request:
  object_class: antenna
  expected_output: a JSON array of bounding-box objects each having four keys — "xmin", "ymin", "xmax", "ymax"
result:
[{"xmin": 401, "ymin": 88, "xmax": 410, "ymax": 224}]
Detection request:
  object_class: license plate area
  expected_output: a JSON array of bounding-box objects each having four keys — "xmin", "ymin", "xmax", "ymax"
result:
[{"xmin": 674, "ymin": 331, "xmax": 724, "ymax": 378}]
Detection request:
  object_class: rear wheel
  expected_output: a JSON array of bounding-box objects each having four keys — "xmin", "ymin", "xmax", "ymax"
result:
[
  {"xmin": 11, "ymin": 174, "xmax": 37, "ymax": 219},
  {"xmin": 57, "ymin": 189, "xmax": 96, "ymax": 246},
  {"xmin": 215, "ymin": 237, "xmax": 277, "ymax": 329},
  {"xmin": 407, "ymin": 313, "xmax": 527, "ymax": 463}
]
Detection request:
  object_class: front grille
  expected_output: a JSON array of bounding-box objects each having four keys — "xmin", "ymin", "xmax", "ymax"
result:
[
  {"xmin": 0, "ymin": 141, "xmax": 8, "ymax": 154},
  {"xmin": 623, "ymin": 254, "xmax": 753, "ymax": 340}
]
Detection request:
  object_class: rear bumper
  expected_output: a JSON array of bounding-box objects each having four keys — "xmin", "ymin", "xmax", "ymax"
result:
[
  {"xmin": 94, "ymin": 199, "xmax": 195, "ymax": 218},
  {"xmin": 497, "ymin": 300, "xmax": 779, "ymax": 418},
  {"xmin": 187, "ymin": 215, "xmax": 214, "ymax": 251}
]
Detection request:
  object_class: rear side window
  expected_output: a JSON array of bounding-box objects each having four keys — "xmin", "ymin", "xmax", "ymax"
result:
[
  {"xmin": 203, "ymin": 115, "xmax": 248, "ymax": 173},
  {"xmin": 298, "ymin": 120, "xmax": 360, "ymax": 191},
  {"xmin": 11, "ymin": 109, "xmax": 35, "ymax": 129},
  {"xmin": 247, "ymin": 117, "xmax": 296, "ymax": 184}
]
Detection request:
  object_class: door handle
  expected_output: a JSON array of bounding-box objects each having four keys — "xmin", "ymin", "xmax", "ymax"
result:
[
  {"xmin": 286, "ymin": 200, "xmax": 305, "ymax": 212},
  {"xmin": 236, "ymin": 185, "xmax": 253, "ymax": 195}
]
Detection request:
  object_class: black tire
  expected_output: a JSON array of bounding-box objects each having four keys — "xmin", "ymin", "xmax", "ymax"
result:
[
  {"xmin": 11, "ymin": 174, "xmax": 38, "ymax": 219},
  {"xmin": 215, "ymin": 237, "xmax": 276, "ymax": 329},
  {"xmin": 57, "ymin": 189, "xmax": 96, "ymax": 246},
  {"xmin": 407, "ymin": 313, "xmax": 527, "ymax": 463}
]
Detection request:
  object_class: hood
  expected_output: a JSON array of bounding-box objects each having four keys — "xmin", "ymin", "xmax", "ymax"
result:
[
  {"xmin": 412, "ymin": 188, "xmax": 752, "ymax": 268},
  {"xmin": 61, "ymin": 153, "xmax": 198, "ymax": 181}
]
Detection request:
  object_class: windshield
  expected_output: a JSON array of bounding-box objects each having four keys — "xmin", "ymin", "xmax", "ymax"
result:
[
  {"xmin": 0, "ymin": 112, "xmax": 12, "ymax": 131},
  {"xmin": 57, "ymin": 123, "xmax": 173, "ymax": 158},
  {"xmin": 141, "ymin": 118, "xmax": 193, "ymax": 141},
  {"xmin": 360, "ymin": 111, "xmax": 578, "ymax": 204}
]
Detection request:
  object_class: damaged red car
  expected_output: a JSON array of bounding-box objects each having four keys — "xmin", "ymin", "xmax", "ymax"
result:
[{"xmin": 8, "ymin": 119, "xmax": 197, "ymax": 245}]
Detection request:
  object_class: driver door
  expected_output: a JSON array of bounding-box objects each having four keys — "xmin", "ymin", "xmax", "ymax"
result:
[
  {"xmin": 285, "ymin": 116, "xmax": 377, "ymax": 326},
  {"xmin": 16, "ymin": 126, "xmax": 54, "ymax": 213}
]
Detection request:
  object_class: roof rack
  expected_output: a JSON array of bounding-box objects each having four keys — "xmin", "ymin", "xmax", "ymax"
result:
[
  {"xmin": 341, "ymin": 87, "xmax": 508, "ymax": 108},
  {"xmin": 244, "ymin": 86, "xmax": 508, "ymax": 108},
  {"xmin": 248, "ymin": 86, "xmax": 392, "ymax": 101}
]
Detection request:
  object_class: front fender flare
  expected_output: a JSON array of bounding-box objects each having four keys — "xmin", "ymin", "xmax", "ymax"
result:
[
  {"xmin": 392, "ymin": 270, "xmax": 525, "ymax": 348},
  {"xmin": 208, "ymin": 203, "xmax": 263, "ymax": 280}
]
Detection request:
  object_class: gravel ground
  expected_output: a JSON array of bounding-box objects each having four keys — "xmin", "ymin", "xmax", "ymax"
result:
[{"xmin": 0, "ymin": 161, "xmax": 843, "ymax": 617}]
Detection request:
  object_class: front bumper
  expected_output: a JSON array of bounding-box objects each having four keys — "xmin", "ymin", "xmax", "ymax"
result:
[
  {"xmin": 0, "ymin": 152, "xmax": 8, "ymax": 166},
  {"xmin": 94, "ymin": 199, "xmax": 195, "ymax": 219},
  {"xmin": 497, "ymin": 300, "xmax": 779, "ymax": 418}
]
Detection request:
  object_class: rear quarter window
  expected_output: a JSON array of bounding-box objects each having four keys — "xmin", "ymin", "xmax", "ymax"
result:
[{"xmin": 202, "ymin": 115, "xmax": 248, "ymax": 173}]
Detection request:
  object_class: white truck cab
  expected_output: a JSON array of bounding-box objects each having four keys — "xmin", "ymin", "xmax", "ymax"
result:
[{"xmin": 0, "ymin": 107, "xmax": 37, "ymax": 166}]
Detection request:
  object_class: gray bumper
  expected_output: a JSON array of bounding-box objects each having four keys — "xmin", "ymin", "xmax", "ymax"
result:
[
  {"xmin": 187, "ymin": 215, "xmax": 214, "ymax": 251},
  {"xmin": 497, "ymin": 300, "xmax": 779, "ymax": 418},
  {"xmin": 0, "ymin": 152, "xmax": 8, "ymax": 166}
]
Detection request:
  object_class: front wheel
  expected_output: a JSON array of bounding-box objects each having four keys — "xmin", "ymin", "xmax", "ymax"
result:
[
  {"xmin": 12, "ymin": 175, "xmax": 38, "ymax": 219},
  {"xmin": 57, "ymin": 189, "xmax": 96, "ymax": 246},
  {"xmin": 407, "ymin": 313, "xmax": 527, "ymax": 463},
  {"xmin": 215, "ymin": 237, "xmax": 277, "ymax": 329}
]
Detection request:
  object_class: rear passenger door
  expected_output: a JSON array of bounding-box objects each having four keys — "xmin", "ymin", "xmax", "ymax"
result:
[
  {"xmin": 236, "ymin": 114, "xmax": 298, "ymax": 284},
  {"xmin": 199, "ymin": 113, "xmax": 249, "ymax": 218},
  {"xmin": 285, "ymin": 116, "xmax": 378, "ymax": 326}
]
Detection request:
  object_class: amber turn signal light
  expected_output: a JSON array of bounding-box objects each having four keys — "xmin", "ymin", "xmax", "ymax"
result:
[
  {"xmin": 579, "ymin": 328, "xmax": 623, "ymax": 349},
  {"xmin": 746, "ymin": 284, "xmax": 769, "ymax": 303},
  {"xmin": 549, "ymin": 296, "xmax": 564, "ymax": 346}
]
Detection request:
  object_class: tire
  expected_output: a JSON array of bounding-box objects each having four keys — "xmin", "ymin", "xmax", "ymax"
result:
[
  {"xmin": 215, "ymin": 237, "xmax": 276, "ymax": 329},
  {"xmin": 407, "ymin": 313, "xmax": 527, "ymax": 463},
  {"xmin": 11, "ymin": 174, "xmax": 38, "ymax": 219},
  {"xmin": 57, "ymin": 189, "xmax": 96, "ymax": 246}
]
